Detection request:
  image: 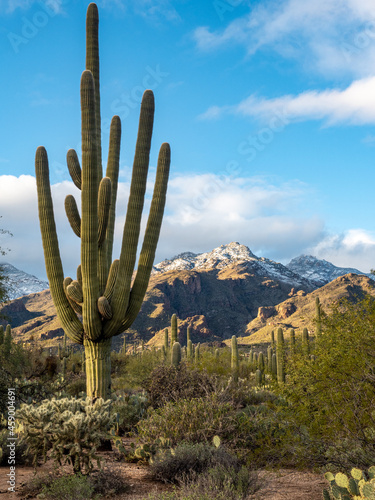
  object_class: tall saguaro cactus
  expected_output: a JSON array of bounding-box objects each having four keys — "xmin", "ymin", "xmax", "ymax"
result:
[{"xmin": 35, "ymin": 3, "xmax": 170, "ymax": 400}]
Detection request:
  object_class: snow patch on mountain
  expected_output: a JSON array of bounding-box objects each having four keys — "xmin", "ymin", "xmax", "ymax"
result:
[
  {"xmin": 0, "ymin": 263, "xmax": 49, "ymax": 300},
  {"xmin": 153, "ymin": 242, "xmax": 316, "ymax": 290},
  {"xmin": 287, "ymin": 255, "xmax": 374, "ymax": 286}
]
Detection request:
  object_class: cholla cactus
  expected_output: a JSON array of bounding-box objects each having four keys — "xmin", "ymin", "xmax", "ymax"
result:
[
  {"xmin": 34, "ymin": 3, "xmax": 170, "ymax": 400},
  {"xmin": 17, "ymin": 397, "xmax": 114, "ymax": 472}
]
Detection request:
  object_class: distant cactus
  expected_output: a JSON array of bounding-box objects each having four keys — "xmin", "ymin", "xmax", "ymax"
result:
[
  {"xmin": 271, "ymin": 330, "xmax": 275, "ymax": 350},
  {"xmin": 276, "ymin": 327, "xmax": 285, "ymax": 384},
  {"xmin": 231, "ymin": 335, "xmax": 239, "ymax": 382},
  {"xmin": 271, "ymin": 353, "xmax": 277, "ymax": 378},
  {"xmin": 0, "ymin": 325, "xmax": 4, "ymax": 345},
  {"xmin": 187, "ymin": 339, "xmax": 193, "ymax": 361},
  {"xmin": 171, "ymin": 314, "xmax": 178, "ymax": 345},
  {"xmin": 164, "ymin": 328, "xmax": 169, "ymax": 352},
  {"xmin": 171, "ymin": 342, "xmax": 181, "ymax": 367},
  {"xmin": 302, "ymin": 327, "xmax": 310, "ymax": 355},
  {"xmin": 315, "ymin": 296, "xmax": 322, "ymax": 337},
  {"xmin": 289, "ymin": 328, "xmax": 296, "ymax": 354},
  {"xmin": 255, "ymin": 369, "xmax": 263, "ymax": 386},
  {"xmin": 267, "ymin": 346, "xmax": 272, "ymax": 372},
  {"xmin": 187, "ymin": 326, "xmax": 191, "ymax": 344},
  {"xmin": 215, "ymin": 348, "xmax": 219, "ymax": 360},
  {"xmin": 258, "ymin": 351, "xmax": 265, "ymax": 372},
  {"xmin": 195, "ymin": 342, "xmax": 200, "ymax": 364},
  {"xmin": 3, "ymin": 325, "xmax": 11, "ymax": 356}
]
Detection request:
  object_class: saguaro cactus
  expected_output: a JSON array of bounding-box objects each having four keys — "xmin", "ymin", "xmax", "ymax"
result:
[
  {"xmin": 171, "ymin": 314, "xmax": 178, "ymax": 345},
  {"xmin": 315, "ymin": 297, "xmax": 322, "ymax": 337},
  {"xmin": 276, "ymin": 327, "xmax": 285, "ymax": 384},
  {"xmin": 231, "ymin": 335, "xmax": 239, "ymax": 382},
  {"xmin": 35, "ymin": 3, "xmax": 170, "ymax": 400}
]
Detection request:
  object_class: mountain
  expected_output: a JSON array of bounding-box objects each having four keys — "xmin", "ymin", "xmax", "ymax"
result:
[
  {"xmin": 153, "ymin": 242, "xmax": 316, "ymax": 290},
  {"xmin": 0, "ymin": 263, "xmax": 49, "ymax": 300},
  {"xmin": 287, "ymin": 255, "xmax": 373, "ymax": 287},
  {"xmin": 240, "ymin": 273, "xmax": 375, "ymax": 344},
  {"xmin": 1, "ymin": 243, "xmax": 317, "ymax": 347}
]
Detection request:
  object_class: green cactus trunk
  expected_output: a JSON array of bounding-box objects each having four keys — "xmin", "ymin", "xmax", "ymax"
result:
[
  {"xmin": 302, "ymin": 328, "xmax": 310, "ymax": 355},
  {"xmin": 35, "ymin": 3, "xmax": 170, "ymax": 400},
  {"xmin": 315, "ymin": 297, "xmax": 322, "ymax": 337},
  {"xmin": 276, "ymin": 327, "xmax": 285, "ymax": 384},
  {"xmin": 187, "ymin": 326, "xmax": 191, "ymax": 344},
  {"xmin": 164, "ymin": 328, "xmax": 169, "ymax": 352},
  {"xmin": 231, "ymin": 335, "xmax": 239, "ymax": 382},
  {"xmin": 171, "ymin": 342, "xmax": 181, "ymax": 368},
  {"xmin": 187, "ymin": 339, "xmax": 193, "ymax": 361},
  {"xmin": 171, "ymin": 314, "xmax": 178, "ymax": 345},
  {"xmin": 289, "ymin": 328, "xmax": 296, "ymax": 355},
  {"xmin": 0, "ymin": 325, "xmax": 3, "ymax": 345}
]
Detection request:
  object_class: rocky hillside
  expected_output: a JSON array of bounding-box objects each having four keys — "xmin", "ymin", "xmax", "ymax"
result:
[
  {"xmin": 1, "ymin": 243, "xmax": 317, "ymax": 347},
  {"xmin": 239, "ymin": 273, "xmax": 375, "ymax": 344}
]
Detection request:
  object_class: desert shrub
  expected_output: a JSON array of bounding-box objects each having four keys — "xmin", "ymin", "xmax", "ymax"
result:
[
  {"xmin": 137, "ymin": 394, "xmax": 236, "ymax": 446},
  {"xmin": 89, "ymin": 468, "xmax": 130, "ymax": 496},
  {"xmin": 0, "ymin": 427, "xmax": 33, "ymax": 466},
  {"xmin": 65, "ymin": 376, "xmax": 86, "ymax": 397},
  {"xmin": 115, "ymin": 349, "xmax": 164, "ymax": 389},
  {"xmin": 112, "ymin": 391, "xmax": 148, "ymax": 434},
  {"xmin": 150, "ymin": 442, "xmax": 240, "ymax": 484},
  {"xmin": 148, "ymin": 464, "xmax": 260, "ymax": 500},
  {"xmin": 280, "ymin": 295, "xmax": 375, "ymax": 468},
  {"xmin": 40, "ymin": 473, "xmax": 97, "ymax": 500},
  {"xmin": 145, "ymin": 364, "xmax": 216, "ymax": 408},
  {"xmin": 17, "ymin": 397, "xmax": 115, "ymax": 472}
]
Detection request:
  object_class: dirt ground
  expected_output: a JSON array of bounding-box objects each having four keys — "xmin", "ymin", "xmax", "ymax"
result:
[{"xmin": 0, "ymin": 446, "xmax": 328, "ymax": 500}]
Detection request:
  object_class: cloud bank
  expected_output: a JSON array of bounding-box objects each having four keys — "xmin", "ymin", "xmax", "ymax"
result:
[{"xmin": 0, "ymin": 174, "xmax": 373, "ymax": 282}]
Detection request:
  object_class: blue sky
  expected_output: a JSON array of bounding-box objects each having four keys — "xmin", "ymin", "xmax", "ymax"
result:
[{"xmin": 0, "ymin": 0, "xmax": 375, "ymax": 280}]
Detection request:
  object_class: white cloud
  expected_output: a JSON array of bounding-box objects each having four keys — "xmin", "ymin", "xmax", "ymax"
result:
[
  {"xmin": 310, "ymin": 229, "xmax": 375, "ymax": 272},
  {"xmin": 3, "ymin": 0, "xmax": 65, "ymax": 14},
  {"xmin": 194, "ymin": 0, "xmax": 375, "ymax": 78},
  {"xmin": 1, "ymin": 173, "xmax": 373, "ymax": 281},
  {"xmin": 200, "ymin": 76, "xmax": 375, "ymax": 126}
]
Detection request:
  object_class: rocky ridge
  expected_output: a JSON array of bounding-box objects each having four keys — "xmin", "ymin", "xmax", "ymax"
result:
[{"xmin": 0, "ymin": 263, "xmax": 49, "ymax": 300}]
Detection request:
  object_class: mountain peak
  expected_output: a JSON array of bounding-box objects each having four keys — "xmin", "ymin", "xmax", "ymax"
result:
[
  {"xmin": 287, "ymin": 255, "xmax": 372, "ymax": 286},
  {"xmin": 0, "ymin": 263, "xmax": 49, "ymax": 300}
]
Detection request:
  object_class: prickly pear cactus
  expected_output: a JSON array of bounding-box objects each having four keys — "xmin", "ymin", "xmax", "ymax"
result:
[{"xmin": 323, "ymin": 466, "xmax": 375, "ymax": 499}]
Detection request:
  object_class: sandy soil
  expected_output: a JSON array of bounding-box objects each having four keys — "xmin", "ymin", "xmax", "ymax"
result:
[{"xmin": 0, "ymin": 446, "xmax": 328, "ymax": 500}]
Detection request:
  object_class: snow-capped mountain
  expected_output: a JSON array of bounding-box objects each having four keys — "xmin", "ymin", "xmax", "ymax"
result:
[
  {"xmin": 153, "ymin": 242, "xmax": 316, "ymax": 290},
  {"xmin": 0, "ymin": 263, "xmax": 49, "ymax": 300},
  {"xmin": 287, "ymin": 255, "xmax": 373, "ymax": 286}
]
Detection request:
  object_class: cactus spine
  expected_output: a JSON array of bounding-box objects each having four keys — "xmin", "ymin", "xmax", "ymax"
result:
[
  {"xmin": 171, "ymin": 314, "xmax": 178, "ymax": 345},
  {"xmin": 276, "ymin": 328, "xmax": 285, "ymax": 384},
  {"xmin": 34, "ymin": 4, "xmax": 170, "ymax": 399},
  {"xmin": 231, "ymin": 335, "xmax": 239, "ymax": 382}
]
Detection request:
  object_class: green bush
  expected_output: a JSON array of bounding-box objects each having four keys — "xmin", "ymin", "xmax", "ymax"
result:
[
  {"xmin": 112, "ymin": 391, "xmax": 148, "ymax": 434},
  {"xmin": 280, "ymin": 295, "xmax": 375, "ymax": 468},
  {"xmin": 150, "ymin": 442, "xmax": 240, "ymax": 483},
  {"xmin": 145, "ymin": 364, "xmax": 215, "ymax": 408},
  {"xmin": 137, "ymin": 394, "xmax": 236, "ymax": 446},
  {"xmin": 17, "ymin": 397, "xmax": 115, "ymax": 472},
  {"xmin": 148, "ymin": 464, "xmax": 260, "ymax": 500},
  {"xmin": 40, "ymin": 473, "xmax": 97, "ymax": 500}
]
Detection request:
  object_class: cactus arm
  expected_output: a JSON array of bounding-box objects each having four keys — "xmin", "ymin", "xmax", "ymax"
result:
[
  {"xmin": 80, "ymin": 70, "xmax": 101, "ymax": 341},
  {"xmin": 105, "ymin": 90, "xmax": 154, "ymax": 338},
  {"xmin": 35, "ymin": 146, "xmax": 84, "ymax": 344},
  {"xmin": 118, "ymin": 142, "xmax": 170, "ymax": 334},
  {"xmin": 63, "ymin": 277, "xmax": 82, "ymax": 315},
  {"xmin": 67, "ymin": 149, "xmax": 82, "ymax": 190},
  {"xmin": 64, "ymin": 195, "xmax": 81, "ymax": 237},
  {"xmin": 97, "ymin": 177, "xmax": 111, "ymax": 247},
  {"xmin": 86, "ymin": 2, "xmax": 102, "ymax": 178},
  {"xmin": 105, "ymin": 115, "xmax": 121, "ymax": 270},
  {"xmin": 103, "ymin": 259, "xmax": 119, "ymax": 302}
]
